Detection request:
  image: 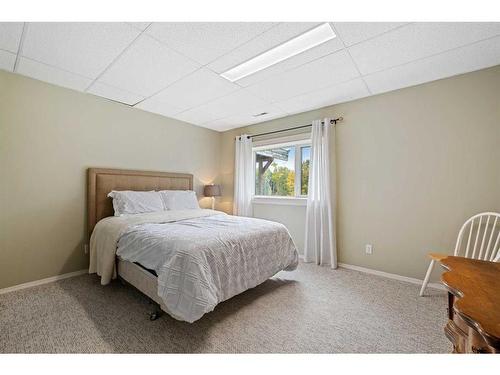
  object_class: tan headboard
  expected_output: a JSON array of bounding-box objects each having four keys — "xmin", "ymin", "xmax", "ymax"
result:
[{"xmin": 87, "ymin": 168, "xmax": 193, "ymax": 238}]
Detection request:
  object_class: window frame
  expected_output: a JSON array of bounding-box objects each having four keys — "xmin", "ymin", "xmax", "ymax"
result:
[
  {"xmin": 298, "ymin": 144, "xmax": 311, "ymax": 198},
  {"xmin": 252, "ymin": 137, "xmax": 311, "ymax": 203}
]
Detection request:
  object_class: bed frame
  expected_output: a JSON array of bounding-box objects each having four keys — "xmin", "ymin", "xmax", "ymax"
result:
[{"xmin": 87, "ymin": 167, "xmax": 194, "ymax": 320}]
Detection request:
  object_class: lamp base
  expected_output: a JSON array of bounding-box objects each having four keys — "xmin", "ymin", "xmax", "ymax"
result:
[{"xmin": 211, "ymin": 196, "xmax": 215, "ymax": 210}]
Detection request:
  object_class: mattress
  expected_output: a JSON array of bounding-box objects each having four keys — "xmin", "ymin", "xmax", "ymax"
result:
[{"xmin": 94, "ymin": 209, "xmax": 299, "ymax": 322}]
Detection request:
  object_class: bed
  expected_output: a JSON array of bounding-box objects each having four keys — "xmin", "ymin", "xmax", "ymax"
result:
[{"xmin": 87, "ymin": 168, "xmax": 299, "ymax": 323}]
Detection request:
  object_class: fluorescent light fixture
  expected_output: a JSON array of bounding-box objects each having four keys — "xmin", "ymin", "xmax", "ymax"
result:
[{"xmin": 220, "ymin": 23, "xmax": 336, "ymax": 82}]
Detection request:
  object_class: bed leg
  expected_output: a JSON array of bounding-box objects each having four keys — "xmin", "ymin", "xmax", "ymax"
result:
[{"xmin": 149, "ymin": 301, "xmax": 163, "ymax": 321}]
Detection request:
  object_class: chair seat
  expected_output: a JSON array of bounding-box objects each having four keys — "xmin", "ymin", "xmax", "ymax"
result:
[{"xmin": 428, "ymin": 252, "xmax": 449, "ymax": 261}]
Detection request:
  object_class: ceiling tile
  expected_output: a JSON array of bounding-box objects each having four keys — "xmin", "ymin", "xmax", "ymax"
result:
[
  {"xmin": 245, "ymin": 49, "xmax": 360, "ymax": 103},
  {"xmin": 236, "ymin": 38, "xmax": 345, "ymax": 87},
  {"xmin": 0, "ymin": 22, "xmax": 24, "ymax": 53},
  {"xmin": 200, "ymin": 118, "xmax": 239, "ymax": 132},
  {"xmin": 126, "ymin": 22, "xmax": 151, "ymax": 31},
  {"xmin": 16, "ymin": 57, "xmax": 93, "ymax": 91},
  {"xmin": 22, "ymin": 23, "xmax": 140, "ymax": 78},
  {"xmin": 332, "ymin": 22, "xmax": 407, "ymax": 46},
  {"xmin": 6, "ymin": 21, "xmax": 499, "ymax": 132},
  {"xmin": 150, "ymin": 68, "xmax": 240, "ymax": 111},
  {"xmin": 275, "ymin": 78, "xmax": 370, "ymax": 114},
  {"xmin": 222, "ymin": 103, "xmax": 288, "ymax": 126},
  {"xmin": 195, "ymin": 89, "xmax": 270, "ymax": 120},
  {"xmin": 210, "ymin": 23, "xmax": 345, "ymax": 87},
  {"xmin": 98, "ymin": 34, "xmax": 200, "ymax": 97},
  {"xmin": 200, "ymin": 103, "xmax": 289, "ymax": 130},
  {"xmin": 146, "ymin": 22, "xmax": 277, "ymax": 65},
  {"xmin": 201, "ymin": 109, "xmax": 289, "ymax": 131},
  {"xmin": 349, "ymin": 22, "xmax": 500, "ymax": 75},
  {"xmin": 134, "ymin": 97, "xmax": 183, "ymax": 118},
  {"xmin": 173, "ymin": 106, "xmax": 223, "ymax": 126},
  {"xmin": 209, "ymin": 23, "xmax": 321, "ymax": 72},
  {"xmin": 87, "ymin": 82, "xmax": 145, "ymax": 105},
  {"xmin": 0, "ymin": 50, "xmax": 16, "ymax": 71},
  {"xmin": 364, "ymin": 36, "xmax": 500, "ymax": 95}
]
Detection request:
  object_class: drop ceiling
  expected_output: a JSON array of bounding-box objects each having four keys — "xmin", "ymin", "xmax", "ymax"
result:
[{"xmin": 1, "ymin": 22, "xmax": 499, "ymax": 131}]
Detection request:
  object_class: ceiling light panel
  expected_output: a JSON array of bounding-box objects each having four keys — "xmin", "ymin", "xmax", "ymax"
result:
[
  {"xmin": 146, "ymin": 23, "xmax": 277, "ymax": 65},
  {"xmin": 348, "ymin": 22, "xmax": 500, "ymax": 75},
  {"xmin": 22, "ymin": 23, "xmax": 140, "ymax": 78},
  {"xmin": 209, "ymin": 23, "xmax": 344, "ymax": 87},
  {"xmin": 0, "ymin": 22, "xmax": 24, "ymax": 53},
  {"xmin": 98, "ymin": 34, "xmax": 200, "ymax": 97},
  {"xmin": 236, "ymin": 37, "xmax": 344, "ymax": 87},
  {"xmin": 210, "ymin": 23, "xmax": 320, "ymax": 73},
  {"xmin": 16, "ymin": 57, "xmax": 93, "ymax": 91},
  {"xmin": 220, "ymin": 23, "xmax": 336, "ymax": 82}
]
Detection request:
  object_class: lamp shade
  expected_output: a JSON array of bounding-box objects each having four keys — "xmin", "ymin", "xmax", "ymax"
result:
[{"xmin": 204, "ymin": 184, "xmax": 221, "ymax": 197}]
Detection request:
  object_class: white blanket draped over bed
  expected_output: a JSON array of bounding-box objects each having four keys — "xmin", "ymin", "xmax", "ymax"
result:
[{"xmin": 89, "ymin": 209, "xmax": 298, "ymax": 322}]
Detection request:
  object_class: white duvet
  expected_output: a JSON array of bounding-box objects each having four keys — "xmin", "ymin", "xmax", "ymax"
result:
[{"xmin": 89, "ymin": 209, "xmax": 298, "ymax": 322}]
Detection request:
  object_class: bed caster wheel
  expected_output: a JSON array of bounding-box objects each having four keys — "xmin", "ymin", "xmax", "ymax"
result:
[
  {"xmin": 148, "ymin": 300, "xmax": 162, "ymax": 321},
  {"xmin": 149, "ymin": 312, "xmax": 159, "ymax": 321},
  {"xmin": 149, "ymin": 307, "xmax": 162, "ymax": 321}
]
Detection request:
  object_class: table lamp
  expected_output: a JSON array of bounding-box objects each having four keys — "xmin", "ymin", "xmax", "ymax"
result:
[{"xmin": 204, "ymin": 184, "xmax": 221, "ymax": 210}]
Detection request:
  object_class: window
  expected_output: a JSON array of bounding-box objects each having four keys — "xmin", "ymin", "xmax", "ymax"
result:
[
  {"xmin": 300, "ymin": 146, "xmax": 311, "ymax": 195},
  {"xmin": 253, "ymin": 139, "xmax": 310, "ymax": 198}
]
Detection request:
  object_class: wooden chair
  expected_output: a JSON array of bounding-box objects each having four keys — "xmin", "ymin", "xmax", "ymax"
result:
[{"xmin": 420, "ymin": 212, "xmax": 500, "ymax": 296}]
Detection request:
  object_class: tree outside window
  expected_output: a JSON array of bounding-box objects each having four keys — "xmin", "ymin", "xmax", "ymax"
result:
[{"xmin": 254, "ymin": 142, "xmax": 310, "ymax": 198}]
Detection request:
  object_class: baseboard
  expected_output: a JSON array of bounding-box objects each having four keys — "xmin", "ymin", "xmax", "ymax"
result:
[
  {"xmin": 337, "ymin": 262, "xmax": 446, "ymax": 291},
  {"xmin": 0, "ymin": 269, "xmax": 88, "ymax": 295}
]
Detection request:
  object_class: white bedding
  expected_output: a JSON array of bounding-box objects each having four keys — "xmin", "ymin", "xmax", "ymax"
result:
[{"xmin": 90, "ymin": 209, "xmax": 298, "ymax": 322}]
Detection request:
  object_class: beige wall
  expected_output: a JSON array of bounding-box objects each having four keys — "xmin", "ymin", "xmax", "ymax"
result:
[
  {"xmin": 253, "ymin": 204, "xmax": 307, "ymax": 252},
  {"xmin": 1, "ymin": 66, "xmax": 499, "ymax": 289},
  {"xmin": 219, "ymin": 66, "xmax": 500, "ymax": 281},
  {"xmin": 0, "ymin": 70, "xmax": 221, "ymax": 289}
]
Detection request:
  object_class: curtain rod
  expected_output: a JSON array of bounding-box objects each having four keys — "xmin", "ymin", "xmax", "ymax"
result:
[{"xmin": 238, "ymin": 117, "xmax": 343, "ymax": 140}]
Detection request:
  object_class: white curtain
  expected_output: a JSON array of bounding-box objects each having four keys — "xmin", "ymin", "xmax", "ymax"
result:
[
  {"xmin": 304, "ymin": 118, "xmax": 337, "ymax": 268},
  {"xmin": 233, "ymin": 134, "xmax": 253, "ymax": 217}
]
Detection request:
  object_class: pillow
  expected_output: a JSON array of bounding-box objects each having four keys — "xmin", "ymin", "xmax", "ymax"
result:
[
  {"xmin": 160, "ymin": 190, "xmax": 200, "ymax": 210},
  {"xmin": 107, "ymin": 190, "xmax": 164, "ymax": 216}
]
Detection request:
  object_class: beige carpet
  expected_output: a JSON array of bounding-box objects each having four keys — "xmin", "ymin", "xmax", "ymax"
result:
[{"xmin": 0, "ymin": 262, "xmax": 450, "ymax": 353}]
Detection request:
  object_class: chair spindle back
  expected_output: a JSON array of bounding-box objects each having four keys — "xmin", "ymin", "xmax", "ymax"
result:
[{"xmin": 454, "ymin": 212, "xmax": 500, "ymax": 261}]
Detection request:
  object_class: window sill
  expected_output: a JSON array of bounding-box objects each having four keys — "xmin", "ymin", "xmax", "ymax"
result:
[{"xmin": 252, "ymin": 196, "xmax": 307, "ymax": 206}]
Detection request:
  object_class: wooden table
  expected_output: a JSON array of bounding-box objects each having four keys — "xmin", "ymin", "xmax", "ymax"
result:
[{"xmin": 441, "ymin": 256, "xmax": 500, "ymax": 353}]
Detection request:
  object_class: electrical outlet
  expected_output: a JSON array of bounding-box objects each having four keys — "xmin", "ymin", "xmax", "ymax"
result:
[
  {"xmin": 365, "ymin": 244, "xmax": 373, "ymax": 255},
  {"xmin": 83, "ymin": 244, "xmax": 89, "ymax": 255}
]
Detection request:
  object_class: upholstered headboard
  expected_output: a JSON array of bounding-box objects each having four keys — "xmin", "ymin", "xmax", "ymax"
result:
[{"xmin": 87, "ymin": 168, "xmax": 193, "ymax": 238}]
